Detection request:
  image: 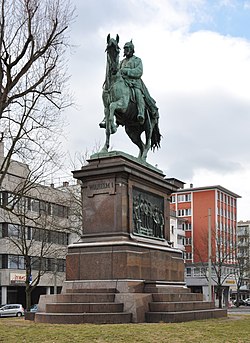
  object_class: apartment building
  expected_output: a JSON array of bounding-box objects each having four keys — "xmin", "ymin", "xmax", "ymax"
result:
[
  {"xmin": 170, "ymin": 184, "xmax": 240, "ymax": 304},
  {"xmin": 237, "ymin": 220, "xmax": 250, "ymax": 297},
  {"xmin": 169, "ymin": 209, "xmax": 185, "ymax": 252},
  {"xmin": 0, "ymin": 146, "xmax": 80, "ymax": 307}
]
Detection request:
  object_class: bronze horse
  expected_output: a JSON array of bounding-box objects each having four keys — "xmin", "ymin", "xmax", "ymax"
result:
[{"xmin": 100, "ymin": 34, "xmax": 161, "ymax": 161}]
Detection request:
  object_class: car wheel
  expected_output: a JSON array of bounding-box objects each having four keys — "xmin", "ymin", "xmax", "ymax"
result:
[{"xmin": 16, "ymin": 312, "xmax": 22, "ymax": 317}]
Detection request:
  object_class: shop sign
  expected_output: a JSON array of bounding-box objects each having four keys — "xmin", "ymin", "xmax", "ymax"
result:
[
  {"xmin": 10, "ymin": 272, "xmax": 26, "ymax": 284},
  {"xmin": 224, "ymin": 279, "xmax": 235, "ymax": 285}
]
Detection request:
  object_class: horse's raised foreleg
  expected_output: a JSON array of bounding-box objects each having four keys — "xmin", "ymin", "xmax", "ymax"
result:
[{"xmin": 108, "ymin": 101, "xmax": 122, "ymax": 134}]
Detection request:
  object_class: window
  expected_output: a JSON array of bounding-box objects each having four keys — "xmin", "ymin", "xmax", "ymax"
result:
[
  {"xmin": 177, "ymin": 194, "xmax": 191, "ymax": 202},
  {"xmin": 8, "ymin": 255, "xmax": 24, "ymax": 269},
  {"xmin": 186, "ymin": 267, "xmax": 192, "ymax": 276},
  {"xmin": 183, "ymin": 223, "xmax": 192, "ymax": 231},
  {"xmin": 184, "ymin": 252, "xmax": 192, "ymax": 260},
  {"xmin": 178, "ymin": 209, "xmax": 191, "ymax": 216},
  {"xmin": 57, "ymin": 259, "xmax": 66, "ymax": 272},
  {"xmin": 171, "ymin": 195, "xmax": 176, "ymax": 203},
  {"xmin": 0, "ymin": 254, "xmax": 7, "ymax": 269},
  {"xmin": 194, "ymin": 268, "xmax": 201, "ymax": 276},
  {"xmin": 0, "ymin": 192, "xmax": 3, "ymax": 206},
  {"xmin": 31, "ymin": 199, "xmax": 40, "ymax": 212},
  {"xmin": 16, "ymin": 197, "xmax": 29, "ymax": 212},
  {"xmin": 7, "ymin": 193, "xmax": 16, "ymax": 209},
  {"xmin": 171, "ymin": 225, "xmax": 174, "ymax": 234},
  {"xmin": 177, "ymin": 235, "xmax": 185, "ymax": 245},
  {"xmin": 8, "ymin": 224, "xmax": 20, "ymax": 237},
  {"xmin": 177, "ymin": 195, "xmax": 184, "ymax": 202},
  {"xmin": 53, "ymin": 204, "xmax": 68, "ymax": 218},
  {"xmin": 185, "ymin": 237, "xmax": 192, "ymax": 245}
]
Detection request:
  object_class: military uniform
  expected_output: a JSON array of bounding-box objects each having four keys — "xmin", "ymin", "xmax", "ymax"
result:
[{"xmin": 120, "ymin": 54, "xmax": 159, "ymax": 121}]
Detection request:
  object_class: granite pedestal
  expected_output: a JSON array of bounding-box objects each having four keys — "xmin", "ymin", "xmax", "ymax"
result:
[{"xmin": 35, "ymin": 152, "xmax": 227, "ymax": 323}]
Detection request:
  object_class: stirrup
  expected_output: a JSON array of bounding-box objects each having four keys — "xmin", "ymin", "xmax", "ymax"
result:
[{"xmin": 137, "ymin": 114, "xmax": 144, "ymax": 124}]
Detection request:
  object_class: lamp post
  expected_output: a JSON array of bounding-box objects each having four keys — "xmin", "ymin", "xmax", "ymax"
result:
[{"xmin": 208, "ymin": 208, "xmax": 212, "ymax": 302}]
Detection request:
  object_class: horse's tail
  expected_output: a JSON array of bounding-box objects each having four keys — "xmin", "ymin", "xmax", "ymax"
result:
[{"xmin": 151, "ymin": 122, "xmax": 162, "ymax": 151}]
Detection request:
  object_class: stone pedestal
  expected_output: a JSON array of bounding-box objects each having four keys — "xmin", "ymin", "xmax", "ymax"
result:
[
  {"xmin": 35, "ymin": 152, "xmax": 227, "ymax": 324},
  {"xmin": 68, "ymin": 152, "xmax": 184, "ymax": 284}
]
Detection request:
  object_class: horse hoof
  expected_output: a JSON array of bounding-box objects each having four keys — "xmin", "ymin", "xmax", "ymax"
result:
[{"xmin": 100, "ymin": 147, "xmax": 108, "ymax": 153}]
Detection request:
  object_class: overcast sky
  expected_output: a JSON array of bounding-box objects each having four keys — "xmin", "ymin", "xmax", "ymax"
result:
[{"xmin": 62, "ymin": 0, "xmax": 250, "ymax": 221}]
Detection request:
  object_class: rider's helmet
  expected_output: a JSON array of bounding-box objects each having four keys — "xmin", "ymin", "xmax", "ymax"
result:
[{"xmin": 123, "ymin": 40, "xmax": 134, "ymax": 54}]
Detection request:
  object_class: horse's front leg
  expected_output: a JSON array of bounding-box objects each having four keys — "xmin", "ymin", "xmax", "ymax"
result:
[
  {"xmin": 100, "ymin": 109, "xmax": 111, "ymax": 153},
  {"xmin": 109, "ymin": 101, "xmax": 122, "ymax": 134}
]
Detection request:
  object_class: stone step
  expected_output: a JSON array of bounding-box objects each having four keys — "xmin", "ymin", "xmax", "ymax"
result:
[
  {"xmin": 152, "ymin": 293, "xmax": 204, "ymax": 302},
  {"xmin": 65, "ymin": 288, "xmax": 117, "ymax": 294},
  {"xmin": 46, "ymin": 302, "xmax": 124, "ymax": 313},
  {"xmin": 149, "ymin": 301, "xmax": 214, "ymax": 312},
  {"xmin": 35, "ymin": 312, "xmax": 132, "ymax": 324},
  {"xmin": 53, "ymin": 293, "xmax": 115, "ymax": 303},
  {"xmin": 146, "ymin": 308, "xmax": 227, "ymax": 323},
  {"xmin": 144, "ymin": 286, "xmax": 191, "ymax": 294}
]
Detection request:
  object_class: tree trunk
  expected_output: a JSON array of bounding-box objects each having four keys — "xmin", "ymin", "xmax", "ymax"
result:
[
  {"xmin": 25, "ymin": 284, "xmax": 32, "ymax": 311},
  {"xmin": 217, "ymin": 286, "xmax": 223, "ymax": 308}
]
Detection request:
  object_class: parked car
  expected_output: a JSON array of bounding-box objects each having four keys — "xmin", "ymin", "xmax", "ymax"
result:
[
  {"xmin": 0, "ymin": 304, "xmax": 24, "ymax": 317},
  {"xmin": 233, "ymin": 299, "xmax": 246, "ymax": 306},
  {"xmin": 30, "ymin": 304, "xmax": 38, "ymax": 313},
  {"xmin": 244, "ymin": 298, "xmax": 250, "ymax": 306}
]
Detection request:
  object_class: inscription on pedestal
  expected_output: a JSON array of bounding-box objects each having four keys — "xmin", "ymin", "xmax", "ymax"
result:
[
  {"xmin": 132, "ymin": 187, "xmax": 165, "ymax": 240},
  {"xmin": 87, "ymin": 179, "xmax": 115, "ymax": 197}
]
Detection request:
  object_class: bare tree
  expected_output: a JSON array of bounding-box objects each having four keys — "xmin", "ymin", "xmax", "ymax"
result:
[
  {"xmin": 0, "ymin": 0, "xmax": 74, "ymax": 185},
  {"xmin": 194, "ymin": 227, "xmax": 238, "ymax": 308},
  {"xmin": 232, "ymin": 248, "xmax": 250, "ymax": 307},
  {"xmin": 0, "ymin": 0, "xmax": 75, "ymax": 310},
  {"xmin": 2, "ymin": 182, "xmax": 72, "ymax": 310}
]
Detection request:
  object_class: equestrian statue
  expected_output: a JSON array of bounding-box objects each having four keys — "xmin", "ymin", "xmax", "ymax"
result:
[{"xmin": 99, "ymin": 34, "xmax": 161, "ymax": 161}]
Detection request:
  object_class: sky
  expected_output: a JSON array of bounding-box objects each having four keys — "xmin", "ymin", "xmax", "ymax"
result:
[{"xmin": 62, "ymin": 0, "xmax": 250, "ymax": 221}]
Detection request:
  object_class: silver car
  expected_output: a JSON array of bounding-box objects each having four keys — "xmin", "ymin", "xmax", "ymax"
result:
[{"xmin": 0, "ymin": 304, "xmax": 24, "ymax": 317}]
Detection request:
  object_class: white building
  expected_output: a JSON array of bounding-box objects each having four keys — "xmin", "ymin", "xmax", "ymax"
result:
[
  {"xmin": 237, "ymin": 220, "xmax": 250, "ymax": 297},
  {"xmin": 0, "ymin": 145, "xmax": 81, "ymax": 306}
]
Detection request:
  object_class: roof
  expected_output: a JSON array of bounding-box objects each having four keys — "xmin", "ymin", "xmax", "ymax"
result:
[{"xmin": 173, "ymin": 185, "xmax": 241, "ymax": 198}]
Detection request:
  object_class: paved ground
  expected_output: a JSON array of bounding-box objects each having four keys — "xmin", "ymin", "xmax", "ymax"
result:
[{"xmin": 228, "ymin": 306, "xmax": 250, "ymax": 314}]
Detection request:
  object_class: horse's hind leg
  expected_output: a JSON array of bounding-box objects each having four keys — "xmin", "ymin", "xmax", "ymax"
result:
[
  {"xmin": 125, "ymin": 126, "xmax": 145, "ymax": 159},
  {"xmin": 141, "ymin": 115, "xmax": 153, "ymax": 160}
]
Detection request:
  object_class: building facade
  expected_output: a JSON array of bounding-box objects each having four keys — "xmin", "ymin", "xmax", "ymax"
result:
[
  {"xmin": 169, "ymin": 209, "xmax": 185, "ymax": 252},
  {"xmin": 236, "ymin": 220, "xmax": 250, "ymax": 297},
  {"xmin": 0, "ymin": 147, "xmax": 80, "ymax": 307},
  {"xmin": 170, "ymin": 185, "xmax": 240, "ymax": 305}
]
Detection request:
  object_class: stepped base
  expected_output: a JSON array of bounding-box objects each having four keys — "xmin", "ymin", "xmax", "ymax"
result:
[
  {"xmin": 35, "ymin": 312, "xmax": 132, "ymax": 324},
  {"xmin": 146, "ymin": 308, "xmax": 227, "ymax": 323},
  {"xmin": 34, "ymin": 281, "xmax": 227, "ymax": 324}
]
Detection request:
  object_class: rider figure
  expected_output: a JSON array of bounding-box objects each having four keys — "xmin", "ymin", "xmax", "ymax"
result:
[
  {"xmin": 120, "ymin": 40, "xmax": 159, "ymax": 124},
  {"xmin": 99, "ymin": 39, "xmax": 159, "ymax": 129}
]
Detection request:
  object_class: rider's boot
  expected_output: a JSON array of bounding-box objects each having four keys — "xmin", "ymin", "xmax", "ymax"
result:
[
  {"xmin": 99, "ymin": 118, "xmax": 106, "ymax": 128},
  {"xmin": 99, "ymin": 118, "xmax": 117, "ymax": 133},
  {"xmin": 135, "ymin": 89, "xmax": 145, "ymax": 124}
]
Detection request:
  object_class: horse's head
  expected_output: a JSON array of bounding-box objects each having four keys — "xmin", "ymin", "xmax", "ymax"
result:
[{"xmin": 106, "ymin": 34, "xmax": 120, "ymax": 75}]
